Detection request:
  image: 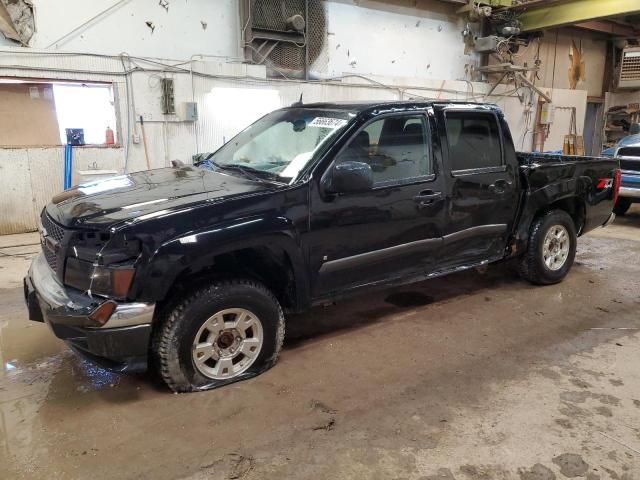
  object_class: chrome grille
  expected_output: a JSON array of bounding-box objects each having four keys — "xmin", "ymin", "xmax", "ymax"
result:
[
  {"xmin": 620, "ymin": 159, "xmax": 640, "ymax": 172},
  {"xmin": 618, "ymin": 146, "xmax": 640, "ymax": 158}
]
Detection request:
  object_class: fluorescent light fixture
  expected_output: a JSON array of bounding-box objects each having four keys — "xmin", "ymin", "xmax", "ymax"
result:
[{"xmin": 206, "ymin": 87, "xmax": 281, "ymax": 142}]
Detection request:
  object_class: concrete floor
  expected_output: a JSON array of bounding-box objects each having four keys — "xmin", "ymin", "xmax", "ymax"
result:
[{"xmin": 1, "ymin": 209, "xmax": 639, "ymax": 480}]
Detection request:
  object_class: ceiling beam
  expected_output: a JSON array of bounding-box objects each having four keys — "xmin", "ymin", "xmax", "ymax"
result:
[
  {"xmin": 519, "ymin": 0, "xmax": 640, "ymax": 32},
  {"xmin": 574, "ymin": 20, "xmax": 637, "ymax": 37}
]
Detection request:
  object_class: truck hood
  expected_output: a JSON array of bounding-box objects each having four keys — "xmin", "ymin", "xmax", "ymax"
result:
[{"xmin": 47, "ymin": 167, "xmax": 277, "ymax": 228}]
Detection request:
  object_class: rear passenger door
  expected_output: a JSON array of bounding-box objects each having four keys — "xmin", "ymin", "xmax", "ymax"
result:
[{"xmin": 437, "ymin": 108, "xmax": 519, "ymax": 268}]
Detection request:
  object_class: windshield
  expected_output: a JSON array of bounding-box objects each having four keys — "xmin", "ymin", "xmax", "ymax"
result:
[{"xmin": 201, "ymin": 108, "xmax": 354, "ymax": 182}]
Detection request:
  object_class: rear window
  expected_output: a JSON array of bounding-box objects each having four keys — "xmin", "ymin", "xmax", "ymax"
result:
[{"xmin": 445, "ymin": 111, "xmax": 503, "ymax": 171}]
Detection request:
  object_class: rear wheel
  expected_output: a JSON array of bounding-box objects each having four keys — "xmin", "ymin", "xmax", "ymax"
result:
[
  {"xmin": 153, "ymin": 279, "xmax": 285, "ymax": 393},
  {"xmin": 613, "ymin": 198, "xmax": 632, "ymax": 216},
  {"xmin": 519, "ymin": 210, "xmax": 577, "ymax": 285}
]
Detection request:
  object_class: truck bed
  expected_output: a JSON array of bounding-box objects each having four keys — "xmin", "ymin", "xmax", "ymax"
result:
[
  {"xmin": 516, "ymin": 152, "xmax": 614, "ymax": 166},
  {"xmin": 514, "ymin": 151, "xmax": 618, "ymax": 239}
]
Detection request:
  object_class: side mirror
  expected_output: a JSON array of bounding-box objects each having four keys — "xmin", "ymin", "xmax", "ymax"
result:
[{"xmin": 326, "ymin": 161, "xmax": 373, "ymax": 194}]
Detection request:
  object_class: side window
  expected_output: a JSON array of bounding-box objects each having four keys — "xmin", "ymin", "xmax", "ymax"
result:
[
  {"xmin": 445, "ymin": 111, "xmax": 502, "ymax": 171},
  {"xmin": 336, "ymin": 115, "xmax": 432, "ymax": 184}
]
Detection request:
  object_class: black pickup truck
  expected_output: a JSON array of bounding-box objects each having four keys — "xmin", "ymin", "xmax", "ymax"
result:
[{"xmin": 25, "ymin": 101, "xmax": 619, "ymax": 392}]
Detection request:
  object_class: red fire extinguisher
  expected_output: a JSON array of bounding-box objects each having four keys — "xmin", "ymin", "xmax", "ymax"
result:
[{"xmin": 105, "ymin": 126, "xmax": 115, "ymax": 145}]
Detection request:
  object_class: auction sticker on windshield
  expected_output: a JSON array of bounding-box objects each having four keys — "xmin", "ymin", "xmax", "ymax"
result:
[{"xmin": 308, "ymin": 117, "xmax": 348, "ymax": 128}]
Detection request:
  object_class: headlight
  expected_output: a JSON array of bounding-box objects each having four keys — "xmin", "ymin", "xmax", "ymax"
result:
[{"xmin": 65, "ymin": 258, "xmax": 136, "ymax": 299}]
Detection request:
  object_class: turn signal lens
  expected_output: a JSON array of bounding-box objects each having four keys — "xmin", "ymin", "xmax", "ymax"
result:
[{"xmin": 89, "ymin": 301, "xmax": 117, "ymax": 326}]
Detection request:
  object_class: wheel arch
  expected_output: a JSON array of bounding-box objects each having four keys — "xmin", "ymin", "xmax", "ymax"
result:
[
  {"xmin": 510, "ymin": 192, "xmax": 586, "ymax": 258},
  {"xmin": 534, "ymin": 196, "xmax": 586, "ymax": 235},
  {"xmin": 129, "ymin": 216, "xmax": 311, "ymax": 312},
  {"xmin": 156, "ymin": 243, "xmax": 303, "ymax": 315}
]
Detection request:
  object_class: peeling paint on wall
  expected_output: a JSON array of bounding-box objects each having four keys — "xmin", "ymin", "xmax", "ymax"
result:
[{"xmin": 0, "ymin": 0, "xmax": 35, "ymax": 45}]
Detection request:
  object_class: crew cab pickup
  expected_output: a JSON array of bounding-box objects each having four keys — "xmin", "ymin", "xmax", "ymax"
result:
[{"xmin": 25, "ymin": 101, "xmax": 619, "ymax": 392}]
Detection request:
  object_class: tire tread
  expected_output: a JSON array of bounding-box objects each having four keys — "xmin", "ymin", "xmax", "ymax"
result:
[
  {"xmin": 152, "ymin": 278, "xmax": 285, "ymax": 393},
  {"xmin": 518, "ymin": 209, "xmax": 576, "ymax": 285}
]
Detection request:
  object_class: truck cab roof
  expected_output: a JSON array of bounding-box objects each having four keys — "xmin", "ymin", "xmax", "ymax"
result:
[{"xmin": 287, "ymin": 100, "xmax": 500, "ymax": 115}]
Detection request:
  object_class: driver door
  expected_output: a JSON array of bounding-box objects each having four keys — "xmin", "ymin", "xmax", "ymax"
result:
[{"xmin": 307, "ymin": 111, "xmax": 447, "ymax": 298}]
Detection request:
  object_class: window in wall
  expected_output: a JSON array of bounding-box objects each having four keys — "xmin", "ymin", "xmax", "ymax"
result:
[
  {"xmin": 445, "ymin": 111, "xmax": 502, "ymax": 171},
  {"xmin": 336, "ymin": 114, "xmax": 432, "ymax": 185},
  {"xmin": 52, "ymin": 83, "xmax": 117, "ymax": 145},
  {"xmin": 0, "ymin": 79, "xmax": 118, "ymax": 147}
]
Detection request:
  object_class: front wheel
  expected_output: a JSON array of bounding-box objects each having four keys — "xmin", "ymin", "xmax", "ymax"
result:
[
  {"xmin": 519, "ymin": 210, "xmax": 577, "ymax": 285},
  {"xmin": 613, "ymin": 198, "xmax": 632, "ymax": 216},
  {"xmin": 152, "ymin": 279, "xmax": 285, "ymax": 393}
]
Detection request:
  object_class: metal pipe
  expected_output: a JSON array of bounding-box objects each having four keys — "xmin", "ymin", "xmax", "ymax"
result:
[
  {"xmin": 46, "ymin": 0, "xmax": 134, "ymax": 49},
  {"xmin": 519, "ymin": 0, "xmax": 640, "ymax": 32},
  {"xmin": 304, "ymin": 0, "xmax": 309, "ymax": 81}
]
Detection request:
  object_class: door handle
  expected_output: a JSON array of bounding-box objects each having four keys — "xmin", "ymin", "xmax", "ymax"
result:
[
  {"xmin": 488, "ymin": 179, "xmax": 512, "ymax": 194},
  {"xmin": 413, "ymin": 190, "xmax": 443, "ymax": 208}
]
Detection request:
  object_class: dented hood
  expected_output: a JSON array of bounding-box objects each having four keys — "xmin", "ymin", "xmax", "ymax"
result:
[{"xmin": 46, "ymin": 167, "xmax": 276, "ymax": 228}]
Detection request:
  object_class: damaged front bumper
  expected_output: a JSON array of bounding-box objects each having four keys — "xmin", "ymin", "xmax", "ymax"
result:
[{"xmin": 24, "ymin": 253, "xmax": 155, "ymax": 372}]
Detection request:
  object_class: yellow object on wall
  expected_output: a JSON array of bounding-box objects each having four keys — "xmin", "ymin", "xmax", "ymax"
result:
[{"xmin": 568, "ymin": 41, "xmax": 586, "ymax": 90}]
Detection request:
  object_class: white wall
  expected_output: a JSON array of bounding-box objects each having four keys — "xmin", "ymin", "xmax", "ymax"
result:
[
  {"xmin": 0, "ymin": 0, "xmax": 241, "ymax": 60},
  {"xmin": 1, "ymin": 0, "xmax": 475, "ymax": 80},
  {"xmin": 542, "ymin": 87, "xmax": 589, "ymax": 152},
  {"xmin": 324, "ymin": 0, "xmax": 473, "ymax": 81}
]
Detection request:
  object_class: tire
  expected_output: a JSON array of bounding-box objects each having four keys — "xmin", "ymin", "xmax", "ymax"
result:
[
  {"xmin": 613, "ymin": 198, "xmax": 632, "ymax": 216},
  {"xmin": 152, "ymin": 279, "xmax": 285, "ymax": 393},
  {"xmin": 518, "ymin": 209, "xmax": 577, "ymax": 285}
]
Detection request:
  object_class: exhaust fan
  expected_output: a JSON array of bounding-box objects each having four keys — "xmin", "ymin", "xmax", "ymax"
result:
[
  {"xmin": 242, "ymin": 0, "xmax": 327, "ymax": 77},
  {"xmin": 618, "ymin": 47, "xmax": 640, "ymax": 90}
]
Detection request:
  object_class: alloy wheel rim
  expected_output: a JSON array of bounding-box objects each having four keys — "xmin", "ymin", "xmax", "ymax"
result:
[
  {"xmin": 192, "ymin": 308, "xmax": 264, "ymax": 380},
  {"xmin": 542, "ymin": 225, "xmax": 570, "ymax": 271}
]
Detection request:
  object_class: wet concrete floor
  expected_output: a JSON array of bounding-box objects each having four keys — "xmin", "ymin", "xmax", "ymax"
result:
[{"xmin": 1, "ymin": 209, "xmax": 639, "ymax": 479}]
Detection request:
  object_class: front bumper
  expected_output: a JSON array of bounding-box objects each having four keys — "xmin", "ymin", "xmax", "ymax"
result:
[
  {"xmin": 619, "ymin": 187, "xmax": 640, "ymax": 199},
  {"xmin": 24, "ymin": 253, "xmax": 155, "ymax": 372},
  {"xmin": 620, "ymin": 173, "xmax": 640, "ymax": 199}
]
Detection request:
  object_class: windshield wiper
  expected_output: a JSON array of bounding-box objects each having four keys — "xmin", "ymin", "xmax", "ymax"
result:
[{"xmin": 214, "ymin": 162, "xmax": 285, "ymax": 184}]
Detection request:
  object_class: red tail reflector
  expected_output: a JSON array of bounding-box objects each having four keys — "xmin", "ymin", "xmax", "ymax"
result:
[{"xmin": 613, "ymin": 168, "xmax": 621, "ymax": 205}]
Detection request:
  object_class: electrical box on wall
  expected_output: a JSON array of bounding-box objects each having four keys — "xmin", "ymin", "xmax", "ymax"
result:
[
  {"xmin": 161, "ymin": 78, "xmax": 176, "ymax": 114},
  {"xmin": 185, "ymin": 102, "xmax": 198, "ymax": 121},
  {"xmin": 177, "ymin": 102, "xmax": 198, "ymax": 122},
  {"xmin": 473, "ymin": 36, "xmax": 501, "ymax": 54},
  {"xmin": 619, "ymin": 47, "xmax": 640, "ymax": 90},
  {"xmin": 540, "ymin": 103, "xmax": 554, "ymax": 125}
]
